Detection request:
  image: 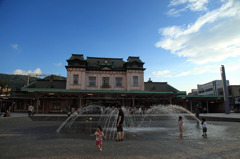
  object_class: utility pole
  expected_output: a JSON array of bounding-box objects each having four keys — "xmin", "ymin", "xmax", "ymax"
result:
[{"xmin": 220, "ymin": 65, "xmax": 230, "ymax": 114}]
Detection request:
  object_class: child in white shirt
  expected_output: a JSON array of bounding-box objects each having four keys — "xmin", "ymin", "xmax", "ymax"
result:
[
  {"xmin": 201, "ymin": 118, "xmax": 207, "ymax": 137},
  {"xmin": 90, "ymin": 126, "xmax": 106, "ymax": 151}
]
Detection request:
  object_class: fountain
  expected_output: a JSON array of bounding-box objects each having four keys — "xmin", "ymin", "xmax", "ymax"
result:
[{"xmin": 56, "ymin": 104, "xmax": 202, "ymax": 139}]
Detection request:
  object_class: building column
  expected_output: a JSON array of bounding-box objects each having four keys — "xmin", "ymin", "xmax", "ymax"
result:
[
  {"xmin": 24, "ymin": 100, "xmax": 27, "ymax": 110},
  {"xmin": 79, "ymin": 94, "xmax": 82, "ymax": 108},
  {"xmin": 42, "ymin": 99, "xmax": 45, "ymax": 114},
  {"xmin": 206, "ymin": 100, "xmax": 209, "ymax": 113},
  {"xmin": 0, "ymin": 99, "xmax": 2, "ymax": 112},
  {"xmin": 132, "ymin": 95, "xmax": 135, "ymax": 107},
  {"xmin": 190, "ymin": 100, "xmax": 193, "ymax": 113},
  {"xmin": 36, "ymin": 93, "xmax": 39, "ymax": 113},
  {"xmin": 36, "ymin": 96, "xmax": 39, "ymax": 114},
  {"xmin": 169, "ymin": 97, "xmax": 173, "ymax": 105}
]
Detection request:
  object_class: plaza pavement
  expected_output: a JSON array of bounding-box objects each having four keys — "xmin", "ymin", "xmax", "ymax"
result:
[
  {"xmin": 0, "ymin": 112, "xmax": 240, "ymax": 159},
  {"xmin": 6, "ymin": 111, "xmax": 240, "ymax": 119}
]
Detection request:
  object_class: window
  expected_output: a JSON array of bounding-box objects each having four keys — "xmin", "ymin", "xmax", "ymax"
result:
[
  {"xmin": 133, "ymin": 76, "xmax": 138, "ymax": 86},
  {"xmin": 73, "ymin": 75, "xmax": 78, "ymax": 84},
  {"xmin": 89, "ymin": 77, "xmax": 96, "ymax": 86},
  {"xmin": 205, "ymin": 88, "xmax": 213, "ymax": 92},
  {"xmin": 116, "ymin": 77, "xmax": 122, "ymax": 87},
  {"xmin": 102, "ymin": 77, "xmax": 110, "ymax": 87}
]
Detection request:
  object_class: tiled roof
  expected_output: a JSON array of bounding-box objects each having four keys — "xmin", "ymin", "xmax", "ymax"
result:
[
  {"xmin": 21, "ymin": 87, "xmax": 175, "ymax": 94},
  {"xmin": 66, "ymin": 54, "xmax": 145, "ymax": 71},
  {"xmin": 68, "ymin": 54, "xmax": 85, "ymax": 61},
  {"xmin": 144, "ymin": 81, "xmax": 179, "ymax": 93},
  {"xmin": 86, "ymin": 57, "xmax": 125, "ymax": 70},
  {"xmin": 27, "ymin": 80, "xmax": 66, "ymax": 89},
  {"xmin": 23, "ymin": 79, "xmax": 186, "ymax": 95},
  {"xmin": 127, "ymin": 56, "xmax": 144, "ymax": 63}
]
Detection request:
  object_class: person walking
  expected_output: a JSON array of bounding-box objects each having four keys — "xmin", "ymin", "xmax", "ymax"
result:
[
  {"xmin": 178, "ymin": 116, "xmax": 183, "ymax": 137},
  {"xmin": 116, "ymin": 105, "xmax": 124, "ymax": 141},
  {"xmin": 90, "ymin": 126, "xmax": 106, "ymax": 151},
  {"xmin": 203, "ymin": 107, "xmax": 207, "ymax": 114},
  {"xmin": 195, "ymin": 108, "xmax": 200, "ymax": 126},
  {"xmin": 28, "ymin": 104, "xmax": 34, "ymax": 117}
]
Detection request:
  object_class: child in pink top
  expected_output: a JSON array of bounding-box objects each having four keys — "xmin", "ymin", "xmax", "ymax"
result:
[{"xmin": 90, "ymin": 126, "xmax": 106, "ymax": 151}]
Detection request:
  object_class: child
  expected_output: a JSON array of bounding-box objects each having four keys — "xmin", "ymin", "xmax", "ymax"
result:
[
  {"xmin": 201, "ymin": 118, "xmax": 207, "ymax": 137},
  {"xmin": 90, "ymin": 126, "xmax": 106, "ymax": 151},
  {"xmin": 178, "ymin": 116, "xmax": 183, "ymax": 137}
]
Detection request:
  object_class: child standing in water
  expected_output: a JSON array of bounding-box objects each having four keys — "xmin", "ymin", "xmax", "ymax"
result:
[
  {"xmin": 178, "ymin": 116, "xmax": 183, "ymax": 137},
  {"xmin": 201, "ymin": 118, "xmax": 207, "ymax": 137},
  {"xmin": 90, "ymin": 126, "xmax": 106, "ymax": 151}
]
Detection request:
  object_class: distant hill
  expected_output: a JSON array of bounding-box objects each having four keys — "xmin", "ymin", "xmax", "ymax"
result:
[{"xmin": 0, "ymin": 73, "xmax": 66, "ymax": 91}]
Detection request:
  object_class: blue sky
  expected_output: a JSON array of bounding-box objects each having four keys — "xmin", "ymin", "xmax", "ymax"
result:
[{"xmin": 0, "ymin": 0, "xmax": 240, "ymax": 93}]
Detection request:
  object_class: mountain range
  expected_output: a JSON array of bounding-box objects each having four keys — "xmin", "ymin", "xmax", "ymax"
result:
[{"xmin": 0, "ymin": 73, "xmax": 66, "ymax": 91}]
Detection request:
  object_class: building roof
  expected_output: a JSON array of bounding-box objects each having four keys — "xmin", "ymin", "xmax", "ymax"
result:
[
  {"xmin": 144, "ymin": 81, "xmax": 180, "ymax": 93},
  {"xmin": 67, "ymin": 54, "xmax": 85, "ymax": 61},
  {"xmin": 23, "ymin": 78, "xmax": 185, "ymax": 95},
  {"xmin": 65, "ymin": 54, "xmax": 145, "ymax": 71},
  {"xmin": 177, "ymin": 95, "xmax": 226, "ymax": 98},
  {"xmin": 21, "ymin": 87, "xmax": 178, "ymax": 94},
  {"xmin": 86, "ymin": 57, "xmax": 125, "ymax": 71},
  {"xmin": 27, "ymin": 79, "xmax": 66, "ymax": 89},
  {"xmin": 127, "ymin": 56, "xmax": 144, "ymax": 63}
]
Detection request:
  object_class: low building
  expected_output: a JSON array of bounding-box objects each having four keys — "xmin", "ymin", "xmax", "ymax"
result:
[
  {"xmin": 228, "ymin": 85, "xmax": 240, "ymax": 112},
  {"xmin": 197, "ymin": 80, "xmax": 229, "ymax": 95},
  {"xmin": 189, "ymin": 89, "xmax": 198, "ymax": 95}
]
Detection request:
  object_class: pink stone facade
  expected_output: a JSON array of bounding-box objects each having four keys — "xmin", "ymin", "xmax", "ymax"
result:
[{"xmin": 66, "ymin": 68, "xmax": 144, "ymax": 91}]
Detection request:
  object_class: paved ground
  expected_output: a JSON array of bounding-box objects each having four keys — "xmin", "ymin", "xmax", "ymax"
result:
[
  {"xmin": 1, "ymin": 113, "xmax": 240, "ymax": 159},
  {"xmin": 6, "ymin": 112, "xmax": 240, "ymax": 118}
]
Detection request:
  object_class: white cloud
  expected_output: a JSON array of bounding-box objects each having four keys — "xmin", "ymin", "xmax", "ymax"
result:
[
  {"xmin": 153, "ymin": 70, "xmax": 171, "ymax": 77},
  {"xmin": 157, "ymin": 0, "xmax": 240, "ymax": 65},
  {"xmin": 168, "ymin": 0, "xmax": 208, "ymax": 16},
  {"xmin": 13, "ymin": 68, "xmax": 42, "ymax": 76},
  {"xmin": 187, "ymin": 0, "xmax": 208, "ymax": 11},
  {"xmin": 167, "ymin": 8, "xmax": 187, "ymax": 17},
  {"xmin": 175, "ymin": 65, "xmax": 219, "ymax": 77},
  {"xmin": 54, "ymin": 62, "xmax": 62, "ymax": 67},
  {"xmin": 152, "ymin": 60, "xmax": 240, "ymax": 79},
  {"xmin": 11, "ymin": 44, "xmax": 18, "ymax": 50}
]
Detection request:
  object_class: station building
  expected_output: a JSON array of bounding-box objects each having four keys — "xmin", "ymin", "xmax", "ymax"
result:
[{"xmin": 12, "ymin": 54, "xmax": 227, "ymax": 114}]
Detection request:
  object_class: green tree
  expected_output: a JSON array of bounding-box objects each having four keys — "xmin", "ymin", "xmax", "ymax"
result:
[{"xmin": 0, "ymin": 78, "xmax": 9, "ymax": 95}]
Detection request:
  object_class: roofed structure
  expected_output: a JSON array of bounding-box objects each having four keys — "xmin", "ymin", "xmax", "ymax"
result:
[
  {"xmin": 144, "ymin": 81, "xmax": 179, "ymax": 93},
  {"xmin": 65, "ymin": 54, "xmax": 145, "ymax": 71},
  {"xmin": 27, "ymin": 79, "xmax": 66, "ymax": 89},
  {"xmin": 11, "ymin": 54, "xmax": 226, "ymax": 114}
]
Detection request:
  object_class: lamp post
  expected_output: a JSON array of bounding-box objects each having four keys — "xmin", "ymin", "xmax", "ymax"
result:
[{"xmin": 220, "ymin": 65, "xmax": 230, "ymax": 114}]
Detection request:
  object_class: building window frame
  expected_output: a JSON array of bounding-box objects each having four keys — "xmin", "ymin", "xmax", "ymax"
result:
[
  {"xmin": 116, "ymin": 77, "xmax": 122, "ymax": 87},
  {"xmin": 89, "ymin": 77, "xmax": 96, "ymax": 87},
  {"xmin": 73, "ymin": 75, "xmax": 79, "ymax": 84},
  {"xmin": 133, "ymin": 76, "xmax": 138, "ymax": 86},
  {"xmin": 102, "ymin": 77, "xmax": 110, "ymax": 88}
]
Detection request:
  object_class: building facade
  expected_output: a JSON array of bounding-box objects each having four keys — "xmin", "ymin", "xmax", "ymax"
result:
[
  {"xmin": 228, "ymin": 85, "xmax": 240, "ymax": 112},
  {"xmin": 10, "ymin": 54, "xmax": 227, "ymax": 114},
  {"xmin": 66, "ymin": 54, "xmax": 145, "ymax": 91},
  {"xmin": 197, "ymin": 80, "xmax": 229, "ymax": 95}
]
